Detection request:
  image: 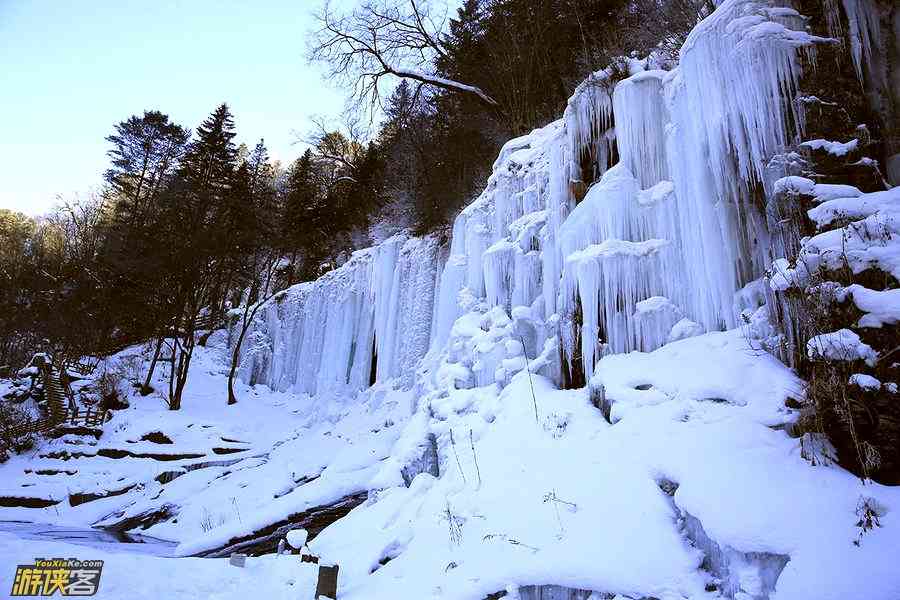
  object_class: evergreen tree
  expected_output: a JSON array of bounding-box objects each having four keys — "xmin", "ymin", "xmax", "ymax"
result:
[
  {"xmin": 281, "ymin": 150, "xmax": 320, "ymax": 276},
  {"xmin": 161, "ymin": 103, "xmax": 241, "ymax": 409},
  {"xmin": 179, "ymin": 103, "xmax": 238, "ymax": 205},
  {"xmin": 104, "ymin": 110, "xmax": 190, "ymax": 229},
  {"xmin": 100, "ymin": 111, "xmax": 190, "ymax": 350}
]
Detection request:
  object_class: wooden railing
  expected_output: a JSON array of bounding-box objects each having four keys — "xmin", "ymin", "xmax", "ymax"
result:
[
  {"xmin": 1, "ymin": 362, "xmax": 107, "ymax": 445},
  {"xmin": 66, "ymin": 405, "xmax": 108, "ymax": 427},
  {"xmin": 64, "ymin": 359, "xmax": 99, "ymax": 378}
]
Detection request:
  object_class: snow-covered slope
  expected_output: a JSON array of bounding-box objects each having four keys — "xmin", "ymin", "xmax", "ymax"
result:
[{"xmin": 312, "ymin": 332, "xmax": 900, "ymax": 600}]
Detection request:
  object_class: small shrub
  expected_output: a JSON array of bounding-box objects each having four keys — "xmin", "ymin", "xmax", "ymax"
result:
[
  {"xmin": 199, "ymin": 507, "xmax": 227, "ymax": 533},
  {"xmin": 96, "ymin": 367, "xmax": 129, "ymax": 411},
  {"xmin": 119, "ymin": 355, "xmax": 143, "ymax": 385},
  {"xmin": 199, "ymin": 508, "xmax": 214, "ymax": 533},
  {"xmin": 442, "ymin": 502, "xmax": 464, "ymax": 546},
  {"xmin": 853, "ymin": 496, "xmax": 884, "ymax": 546},
  {"xmin": 0, "ymin": 401, "xmax": 36, "ymax": 455},
  {"xmin": 542, "ymin": 412, "xmax": 569, "ymax": 439}
]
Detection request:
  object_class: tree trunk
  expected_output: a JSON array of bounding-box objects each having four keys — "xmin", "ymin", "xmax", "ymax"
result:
[
  {"xmin": 167, "ymin": 334, "xmax": 178, "ymax": 409},
  {"xmin": 227, "ymin": 355, "xmax": 239, "ymax": 406},
  {"xmin": 171, "ymin": 327, "xmax": 197, "ymax": 411},
  {"xmin": 141, "ymin": 336, "xmax": 164, "ymax": 396},
  {"xmin": 227, "ymin": 302, "xmax": 263, "ymax": 406},
  {"xmin": 227, "ymin": 314, "xmax": 245, "ymax": 406}
]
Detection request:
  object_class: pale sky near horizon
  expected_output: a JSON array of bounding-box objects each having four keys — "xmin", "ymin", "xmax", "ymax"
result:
[{"xmin": 0, "ymin": 0, "xmax": 348, "ymax": 216}]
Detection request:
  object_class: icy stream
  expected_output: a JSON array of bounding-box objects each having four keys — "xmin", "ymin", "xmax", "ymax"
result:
[{"xmin": 0, "ymin": 521, "xmax": 178, "ymax": 557}]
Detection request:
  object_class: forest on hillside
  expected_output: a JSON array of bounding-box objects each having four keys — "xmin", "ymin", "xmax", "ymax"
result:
[{"xmin": 0, "ymin": 0, "xmax": 709, "ymax": 392}]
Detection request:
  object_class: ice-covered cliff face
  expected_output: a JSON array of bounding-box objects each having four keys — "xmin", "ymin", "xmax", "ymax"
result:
[
  {"xmin": 435, "ymin": 0, "xmax": 895, "ymax": 388},
  {"xmin": 232, "ymin": 235, "xmax": 442, "ymax": 398},
  {"xmin": 232, "ymin": 0, "xmax": 890, "ymax": 398}
]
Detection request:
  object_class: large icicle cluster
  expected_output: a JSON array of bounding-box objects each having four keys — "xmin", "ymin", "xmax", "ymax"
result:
[
  {"xmin": 231, "ymin": 235, "xmax": 441, "ymax": 397},
  {"xmin": 432, "ymin": 123, "xmax": 564, "ymax": 359},
  {"xmin": 612, "ymin": 70, "xmax": 670, "ymax": 188},
  {"xmin": 828, "ymin": 0, "xmax": 883, "ymax": 83},
  {"xmin": 235, "ymin": 0, "xmax": 831, "ymax": 395},
  {"xmin": 563, "ymin": 70, "xmax": 615, "ymax": 183}
]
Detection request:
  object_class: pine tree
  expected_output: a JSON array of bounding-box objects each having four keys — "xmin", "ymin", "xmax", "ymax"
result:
[
  {"xmin": 104, "ymin": 110, "xmax": 190, "ymax": 232},
  {"xmin": 161, "ymin": 103, "xmax": 241, "ymax": 410},
  {"xmin": 179, "ymin": 103, "xmax": 238, "ymax": 204},
  {"xmin": 100, "ymin": 111, "xmax": 190, "ymax": 359},
  {"xmin": 281, "ymin": 150, "xmax": 327, "ymax": 282}
]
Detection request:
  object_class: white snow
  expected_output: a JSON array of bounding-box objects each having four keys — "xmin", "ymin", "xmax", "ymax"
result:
[
  {"xmin": 808, "ymin": 187, "xmax": 900, "ymax": 228},
  {"xmin": 849, "ymin": 373, "xmax": 881, "ymax": 391},
  {"xmin": 286, "ymin": 529, "xmax": 308, "ymax": 550},
  {"xmin": 307, "ymin": 330, "xmax": 900, "ymax": 600},
  {"xmin": 668, "ymin": 318, "xmax": 705, "ymax": 343},
  {"xmin": 773, "ymin": 175, "xmax": 816, "ymax": 196},
  {"xmin": 837, "ymin": 284, "xmax": 900, "ymax": 328},
  {"xmin": 807, "ymin": 329, "xmax": 877, "ymax": 365},
  {"xmin": 800, "ymin": 138, "xmax": 859, "ymax": 156},
  {"xmin": 0, "ymin": 531, "xmax": 320, "ymax": 600}
]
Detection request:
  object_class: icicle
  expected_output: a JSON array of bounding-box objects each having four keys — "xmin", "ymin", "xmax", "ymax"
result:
[
  {"xmin": 676, "ymin": 0, "xmax": 815, "ymax": 187},
  {"xmin": 483, "ymin": 239, "xmax": 515, "ymax": 312},
  {"xmin": 432, "ymin": 211, "xmax": 470, "ymax": 352},
  {"xmin": 564, "ymin": 70, "xmax": 616, "ymax": 178},
  {"xmin": 561, "ymin": 239, "xmax": 672, "ymax": 378},
  {"xmin": 840, "ymin": 0, "xmax": 882, "ymax": 83},
  {"xmin": 660, "ymin": 0, "xmax": 824, "ymax": 332},
  {"xmin": 612, "ymin": 71, "xmax": 670, "ymax": 188},
  {"xmin": 511, "ymin": 248, "xmax": 543, "ymax": 311},
  {"xmin": 376, "ymin": 237, "xmax": 441, "ymax": 386},
  {"xmin": 541, "ymin": 131, "xmax": 574, "ymax": 321},
  {"xmin": 557, "ymin": 164, "xmax": 648, "ymax": 262},
  {"xmin": 372, "ymin": 237, "xmax": 403, "ymax": 381},
  {"xmin": 233, "ymin": 235, "xmax": 441, "ymax": 397}
]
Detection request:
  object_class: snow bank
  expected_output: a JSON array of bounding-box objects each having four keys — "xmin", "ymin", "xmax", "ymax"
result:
[{"xmin": 310, "ymin": 331, "xmax": 900, "ymax": 600}]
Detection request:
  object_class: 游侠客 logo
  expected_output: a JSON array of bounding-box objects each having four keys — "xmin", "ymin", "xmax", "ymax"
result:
[{"xmin": 11, "ymin": 558, "xmax": 103, "ymax": 596}]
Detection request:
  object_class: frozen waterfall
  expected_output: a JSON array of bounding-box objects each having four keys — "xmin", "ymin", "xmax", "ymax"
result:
[{"xmin": 233, "ymin": 0, "xmax": 834, "ymax": 395}]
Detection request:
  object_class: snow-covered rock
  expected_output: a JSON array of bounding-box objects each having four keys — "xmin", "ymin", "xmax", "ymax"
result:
[{"xmin": 286, "ymin": 528, "xmax": 308, "ymax": 550}]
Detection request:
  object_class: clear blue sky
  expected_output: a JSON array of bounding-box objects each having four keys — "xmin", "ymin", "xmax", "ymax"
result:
[{"xmin": 0, "ymin": 0, "xmax": 345, "ymax": 216}]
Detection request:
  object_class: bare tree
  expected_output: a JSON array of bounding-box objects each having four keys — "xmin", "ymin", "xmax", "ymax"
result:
[
  {"xmin": 304, "ymin": 115, "xmax": 367, "ymax": 187},
  {"xmin": 309, "ymin": 0, "xmax": 498, "ymax": 112}
]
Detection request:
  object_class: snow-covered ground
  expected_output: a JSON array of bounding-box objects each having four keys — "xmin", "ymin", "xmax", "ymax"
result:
[
  {"xmin": 0, "ymin": 529, "xmax": 321, "ymax": 600},
  {"xmin": 3, "ymin": 330, "xmax": 899, "ymax": 599},
  {"xmin": 309, "ymin": 331, "xmax": 900, "ymax": 600},
  {"xmin": 0, "ymin": 340, "xmax": 409, "ymax": 550}
]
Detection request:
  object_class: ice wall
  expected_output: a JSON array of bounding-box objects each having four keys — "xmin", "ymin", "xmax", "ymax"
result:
[
  {"xmin": 236, "ymin": 0, "xmax": 834, "ymax": 394},
  {"xmin": 232, "ymin": 235, "xmax": 440, "ymax": 396},
  {"xmin": 433, "ymin": 0, "xmax": 829, "ymax": 381}
]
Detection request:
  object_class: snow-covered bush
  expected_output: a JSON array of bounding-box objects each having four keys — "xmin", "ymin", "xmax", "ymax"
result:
[
  {"xmin": 765, "ymin": 173, "xmax": 900, "ymax": 483},
  {"xmin": 95, "ymin": 366, "xmax": 130, "ymax": 411},
  {"xmin": 0, "ymin": 400, "xmax": 36, "ymax": 458}
]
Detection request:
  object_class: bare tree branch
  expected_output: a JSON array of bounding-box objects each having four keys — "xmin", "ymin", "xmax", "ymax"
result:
[{"xmin": 309, "ymin": 0, "xmax": 498, "ymax": 111}]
